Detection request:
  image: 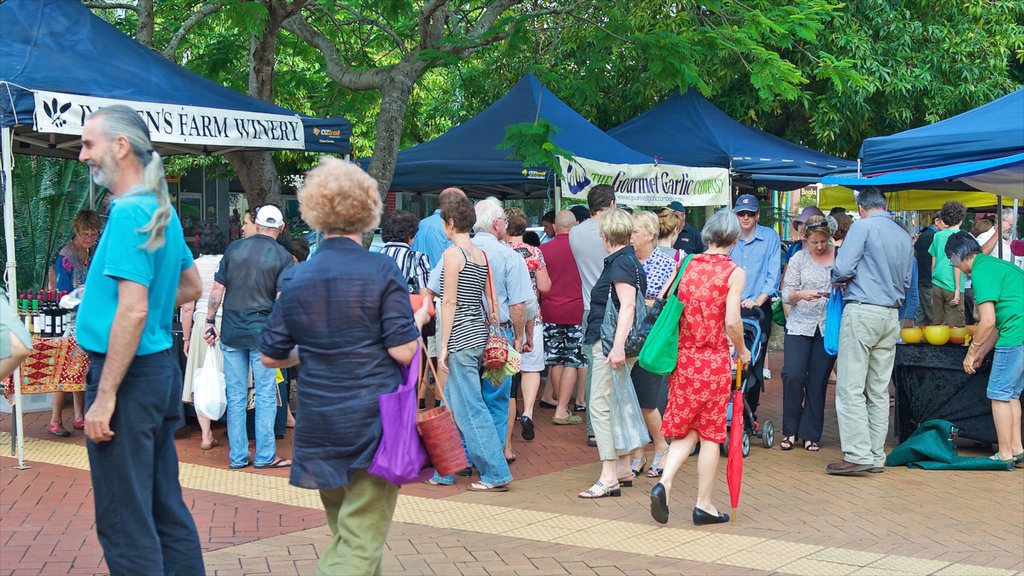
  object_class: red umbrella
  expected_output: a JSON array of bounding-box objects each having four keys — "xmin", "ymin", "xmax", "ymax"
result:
[{"xmin": 727, "ymin": 360, "xmax": 745, "ymax": 524}]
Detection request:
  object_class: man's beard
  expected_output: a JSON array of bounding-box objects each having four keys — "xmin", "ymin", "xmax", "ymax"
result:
[{"xmin": 88, "ymin": 159, "xmax": 117, "ymax": 189}]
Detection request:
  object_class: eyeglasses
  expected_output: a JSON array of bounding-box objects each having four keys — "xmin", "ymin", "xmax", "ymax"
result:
[{"xmin": 737, "ymin": 211, "xmax": 757, "ymax": 218}]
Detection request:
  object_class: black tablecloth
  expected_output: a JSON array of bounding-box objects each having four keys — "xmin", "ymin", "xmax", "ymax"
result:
[{"xmin": 893, "ymin": 344, "xmax": 1023, "ymax": 445}]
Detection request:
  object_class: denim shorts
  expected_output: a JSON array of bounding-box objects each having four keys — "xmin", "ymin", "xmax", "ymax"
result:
[{"xmin": 987, "ymin": 345, "xmax": 1024, "ymax": 401}]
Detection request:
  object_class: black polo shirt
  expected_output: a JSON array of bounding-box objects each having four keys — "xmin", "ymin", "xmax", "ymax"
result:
[{"xmin": 673, "ymin": 223, "xmax": 705, "ymax": 254}]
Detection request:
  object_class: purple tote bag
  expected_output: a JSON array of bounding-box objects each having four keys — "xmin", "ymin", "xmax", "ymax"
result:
[{"xmin": 368, "ymin": 345, "xmax": 434, "ymax": 484}]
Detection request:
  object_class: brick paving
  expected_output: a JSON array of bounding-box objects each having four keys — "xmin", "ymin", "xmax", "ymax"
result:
[{"xmin": 1, "ymin": 351, "xmax": 1022, "ymax": 575}]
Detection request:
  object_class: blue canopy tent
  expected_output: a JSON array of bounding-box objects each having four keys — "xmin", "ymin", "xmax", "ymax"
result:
[
  {"xmin": 379, "ymin": 74, "xmax": 658, "ymax": 197},
  {"xmin": 0, "ymin": 0, "xmax": 351, "ymax": 467},
  {"xmin": 823, "ymin": 88, "xmax": 1024, "ymax": 199},
  {"xmin": 607, "ymin": 89, "xmax": 856, "ymax": 191}
]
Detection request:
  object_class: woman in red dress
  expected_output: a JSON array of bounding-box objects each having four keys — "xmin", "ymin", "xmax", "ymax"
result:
[{"xmin": 650, "ymin": 208, "xmax": 751, "ymax": 526}]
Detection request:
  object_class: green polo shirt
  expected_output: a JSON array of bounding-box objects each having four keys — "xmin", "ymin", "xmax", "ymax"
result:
[{"xmin": 971, "ymin": 254, "xmax": 1024, "ymax": 346}]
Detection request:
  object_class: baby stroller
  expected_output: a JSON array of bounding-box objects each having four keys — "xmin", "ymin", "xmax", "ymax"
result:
[{"xmin": 721, "ymin": 313, "xmax": 775, "ymax": 457}]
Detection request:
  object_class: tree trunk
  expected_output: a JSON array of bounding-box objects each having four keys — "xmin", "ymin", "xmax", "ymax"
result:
[
  {"xmin": 367, "ymin": 69, "xmax": 421, "ymax": 199},
  {"xmin": 135, "ymin": 0, "xmax": 155, "ymax": 47},
  {"xmin": 225, "ymin": 151, "xmax": 281, "ymax": 208}
]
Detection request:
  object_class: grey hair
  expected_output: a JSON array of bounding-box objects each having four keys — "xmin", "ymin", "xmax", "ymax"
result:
[
  {"xmin": 1001, "ymin": 207, "xmax": 1015, "ymax": 220},
  {"xmin": 91, "ymin": 105, "xmax": 170, "ymax": 251},
  {"xmin": 702, "ymin": 207, "xmax": 741, "ymax": 248},
  {"xmin": 474, "ymin": 197, "xmax": 505, "ymax": 233},
  {"xmin": 855, "ymin": 187, "xmax": 887, "ymax": 211}
]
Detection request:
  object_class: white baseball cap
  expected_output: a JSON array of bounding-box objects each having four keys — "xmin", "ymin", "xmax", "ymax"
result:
[{"xmin": 255, "ymin": 205, "xmax": 285, "ymax": 229}]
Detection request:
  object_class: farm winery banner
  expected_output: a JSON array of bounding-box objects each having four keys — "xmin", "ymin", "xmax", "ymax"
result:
[
  {"xmin": 559, "ymin": 156, "xmax": 729, "ymax": 207},
  {"xmin": 33, "ymin": 90, "xmax": 305, "ymax": 150}
]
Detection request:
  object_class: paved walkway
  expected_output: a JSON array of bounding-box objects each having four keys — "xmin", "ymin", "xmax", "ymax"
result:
[{"xmin": 2, "ymin": 351, "xmax": 1022, "ymax": 575}]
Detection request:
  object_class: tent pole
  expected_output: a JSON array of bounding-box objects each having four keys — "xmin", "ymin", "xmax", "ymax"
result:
[
  {"xmin": 2, "ymin": 126, "xmax": 28, "ymax": 469},
  {"xmin": 89, "ymin": 178, "xmax": 95, "ymax": 210},
  {"xmin": 997, "ymin": 195, "xmax": 1003, "ymax": 259}
]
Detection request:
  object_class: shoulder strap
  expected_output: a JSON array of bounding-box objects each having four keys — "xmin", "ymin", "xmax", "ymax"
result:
[
  {"xmin": 481, "ymin": 251, "xmax": 500, "ymax": 325},
  {"xmin": 658, "ymin": 254, "xmax": 694, "ymax": 300}
]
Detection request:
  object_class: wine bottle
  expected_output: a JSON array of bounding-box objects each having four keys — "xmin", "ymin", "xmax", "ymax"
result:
[{"xmin": 31, "ymin": 293, "xmax": 42, "ymax": 337}]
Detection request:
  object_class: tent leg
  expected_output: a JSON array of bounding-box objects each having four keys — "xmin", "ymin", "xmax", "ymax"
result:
[
  {"xmin": 2, "ymin": 126, "xmax": 29, "ymax": 470},
  {"xmin": 996, "ymin": 195, "xmax": 1003, "ymax": 259}
]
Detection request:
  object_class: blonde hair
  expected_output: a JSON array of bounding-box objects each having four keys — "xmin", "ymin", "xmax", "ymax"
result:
[
  {"xmin": 599, "ymin": 208, "xmax": 635, "ymax": 246},
  {"xmin": 298, "ymin": 158, "xmax": 381, "ymax": 235},
  {"xmin": 632, "ymin": 211, "xmax": 659, "ymax": 242},
  {"xmin": 657, "ymin": 208, "xmax": 680, "ymax": 241}
]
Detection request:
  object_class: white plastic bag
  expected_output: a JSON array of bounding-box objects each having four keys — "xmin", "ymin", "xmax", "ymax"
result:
[{"xmin": 193, "ymin": 345, "xmax": 226, "ymax": 420}]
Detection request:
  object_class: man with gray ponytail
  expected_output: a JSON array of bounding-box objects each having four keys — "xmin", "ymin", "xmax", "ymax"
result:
[{"xmin": 76, "ymin": 105, "xmax": 205, "ymax": 575}]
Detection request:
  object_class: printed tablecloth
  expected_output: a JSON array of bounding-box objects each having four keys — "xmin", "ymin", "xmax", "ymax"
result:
[{"xmin": 3, "ymin": 336, "xmax": 89, "ymax": 404}]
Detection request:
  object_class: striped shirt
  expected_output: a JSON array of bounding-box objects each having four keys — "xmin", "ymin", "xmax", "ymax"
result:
[
  {"xmin": 381, "ymin": 242, "xmax": 431, "ymax": 294},
  {"xmin": 439, "ymin": 247, "xmax": 489, "ymax": 352}
]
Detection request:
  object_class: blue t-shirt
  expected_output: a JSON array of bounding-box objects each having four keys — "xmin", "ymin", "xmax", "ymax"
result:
[{"xmin": 77, "ymin": 191, "xmax": 193, "ymax": 355}]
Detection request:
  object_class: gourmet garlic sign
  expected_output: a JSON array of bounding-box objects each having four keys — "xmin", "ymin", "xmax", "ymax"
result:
[
  {"xmin": 559, "ymin": 156, "xmax": 729, "ymax": 207},
  {"xmin": 33, "ymin": 90, "xmax": 305, "ymax": 150}
]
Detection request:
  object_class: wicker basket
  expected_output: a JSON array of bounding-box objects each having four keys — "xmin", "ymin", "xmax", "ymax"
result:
[{"xmin": 416, "ymin": 406, "xmax": 468, "ymax": 476}]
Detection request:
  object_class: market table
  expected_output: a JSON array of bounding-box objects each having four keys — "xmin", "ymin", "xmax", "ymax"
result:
[{"xmin": 893, "ymin": 343, "xmax": 1024, "ymax": 445}]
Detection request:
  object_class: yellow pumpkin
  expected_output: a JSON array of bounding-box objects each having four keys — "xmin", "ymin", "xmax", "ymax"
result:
[
  {"xmin": 924, "ymin": 325, "xmax": 951, "ymax": 346},
  {"xmin": 949, "ymin": 327, "xmax": 969, "ymax": 345},
  {"xmin": 901, "ymin": 327, "xmax": 923, "ymax": 344}
]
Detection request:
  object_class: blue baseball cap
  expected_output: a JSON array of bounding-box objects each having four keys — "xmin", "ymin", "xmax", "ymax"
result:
[{"xmin": 733, "ymin": 194, "xmax": 759, "ymax": 213}]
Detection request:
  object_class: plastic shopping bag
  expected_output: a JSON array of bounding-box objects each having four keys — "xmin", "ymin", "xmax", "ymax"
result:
[
  {"xmin": 193, "ymin": 345, "xmax": 227, "ymax": 420},
  {"xmin": 823, "ymin": 287, "xmax": 844, "ymax": 357}
]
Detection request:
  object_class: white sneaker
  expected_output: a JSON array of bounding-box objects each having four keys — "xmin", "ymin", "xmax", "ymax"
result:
[{"xmin": 763, "ymin": 368, "xmax": 772, "ymax": 380}]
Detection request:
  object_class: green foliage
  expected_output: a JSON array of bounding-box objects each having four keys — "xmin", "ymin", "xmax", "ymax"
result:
[
  {"xmin": 498, "ymin": 120, "xmax": 574, "ymax": 178},
  {"xmin": 2, "ymin": 157, "xmax": 92, "ymax": 293}
]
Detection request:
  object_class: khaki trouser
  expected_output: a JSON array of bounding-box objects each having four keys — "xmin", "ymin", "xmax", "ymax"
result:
[
  {"xmin": 915, "ymin": 284, "xmax": 934, "ymax": 325},
  {"xmin": 835, "ymin": 303, "xmax": 899, "ymax": 466},
  {"xmin": 316, "ymin": 469, "xmax": 399, "ymax": 576},
  {"xmin": 590, "ymin": 342, "xmax": 638, "ymax": 461},
  {"xmin": 931, "ymin": 287, "xmax": 965, "ymax": 327}
]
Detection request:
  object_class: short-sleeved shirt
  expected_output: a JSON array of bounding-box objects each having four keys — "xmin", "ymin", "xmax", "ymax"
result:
[
  {"xmin": 77, "ymin": 190, "xmax": 193, "ymax": 355},
  {"xmin": 215, "ymin": 234, "xmax": 294, "ymax": 349},
  {"xmin": 569, "ymin": 218, "xmax": 606, "ymax": 309},
  {"xmin": 584, "ymin": 246, "xmax": 647, "ymax": 345},
  {"xmin": 641, "ymin": 248, "xmax": 676, "ymax": 298},
  {"xmin": 929, "ymin": 227, "xmax": 963, "ymax": 292},
  {"xmin": 914, "ymin": 226, "xmax": 937, "ymax": 285},
  {"xmin": 259, "ymin": 237, "xmax": 420, "ymax": 490},
  {"xmin": 673, "ymin": 223, "xmax": 706, "ymax": 254},
  {"xmin": 509, "ymin": 240, "xmax": 546, "ymax": 321},
  {"xmin": 971, "ymin": 253, "xmax": 1024, "ymax": 346},
  {"xmin": 539, "ymin": 233, "xmax": 584, "ymax": 325}
]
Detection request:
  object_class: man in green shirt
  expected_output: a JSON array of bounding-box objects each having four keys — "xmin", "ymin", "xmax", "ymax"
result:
[
  {"xmin": 946, "ymin": 232, "xmax": 1024, "ymax": 467},
  {"xmin": 929, "ymin": 201, "xmax": 967, "ymax": 327}
]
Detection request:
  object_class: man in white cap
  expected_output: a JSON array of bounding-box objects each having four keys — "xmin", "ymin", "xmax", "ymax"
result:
[{"xmin": 205, "ymin": 204, "xmax": 295, "ymax": 470}]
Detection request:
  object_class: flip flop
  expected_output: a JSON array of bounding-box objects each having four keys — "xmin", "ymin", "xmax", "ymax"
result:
[
  {"xmin": 468, "ymin": 481, "xmax": 510, "ymax": 492},
  {"xmin": 255, "ymin": 457, "xmax": 292, "ymax": 469},
  {"xmin": 804, "ymin": 440, "xmax": 820, "ymax": 452},
  {"xmin": 200, "ymin": 439, "xmax": 221, "ymax": 451}
]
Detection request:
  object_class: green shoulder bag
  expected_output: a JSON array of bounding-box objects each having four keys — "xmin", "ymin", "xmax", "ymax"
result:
[{"xmin": 637, "ymin": 254, "xmax": 693, "ymax": 375}]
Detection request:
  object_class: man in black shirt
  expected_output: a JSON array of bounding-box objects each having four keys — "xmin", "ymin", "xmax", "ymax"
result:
[
  {"xmin": 206, "ymin": 205, "xmax": 294, "ymax": 470},
  {"xmin": 667, "ymin": 201, "xmax": 706, "ymax": 254},
  {"xmin": 914, "ymin": 214, "xmax": 945, "ymax": 325}
]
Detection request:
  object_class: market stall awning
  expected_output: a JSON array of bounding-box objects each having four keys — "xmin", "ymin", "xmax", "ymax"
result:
[
  {"xmin": 822, "ymin": 154, "xmax": 1024, "ymax": 199},
  {"xmin": 819, "ymin": 187, "xmax": 999, "ymax": 212},
  {"xmin": 0, "ymin": 0, "xmax": 351, "ymax": 158},
  {"xmin": 607, "ymin": 89, "xmax": 855, "ymax": 191}
]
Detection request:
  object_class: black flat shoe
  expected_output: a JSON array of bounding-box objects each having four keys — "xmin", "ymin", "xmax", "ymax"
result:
[
  {"xmin": 650, "ymin": 484, "xmax": 669, "ymax": 524},
  {"xmin": 455, "ymin": 467, "xmax": 474, "ymax": 477},
  {"xmin": 538, "ymin": 400, "xmax": 557, "ymax": 409},
  {"xmin": 692, "ymin": 506, "xmax": 729, "ymax": 525},
  {"xmin": 520, "ymin": 415, "xmax": 535, "ymax": 441}
]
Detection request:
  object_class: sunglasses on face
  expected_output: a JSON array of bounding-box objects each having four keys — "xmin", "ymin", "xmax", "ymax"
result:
[
  {"xmin": 737, "ymin": 211, "xmax": 757, "ymax": 218},
  {"xmin": 805, "ymin": 221, "xmax": 829, "ymax": 229}
]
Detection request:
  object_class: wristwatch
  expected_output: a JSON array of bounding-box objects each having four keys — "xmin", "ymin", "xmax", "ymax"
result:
[{"xmin": 206, "ymin": 317, "xmax": 216, "ymax": 324}]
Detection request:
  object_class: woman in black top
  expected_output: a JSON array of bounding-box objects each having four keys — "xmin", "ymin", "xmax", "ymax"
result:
[{"xmin": 579, "ymin": 208, "xmax": 650, "ymax": 499}]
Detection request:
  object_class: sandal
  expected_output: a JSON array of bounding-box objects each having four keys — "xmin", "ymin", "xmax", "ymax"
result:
[
  {"xmin": 47, "ymin": 422, "xmax": 71, "ymax": 438},
  {"xmin": 552, "ymin": 414, "xmax": 582, "ymax": 425},
  {"xmin": 804, "ymin": 440, "xmax": 820, "ymax": 452},
  {"xmin": 73, "ymin": 419, "xmax": 86, "ymax": 430},
  {"xmin": 630, "ymin": 454, "xmax": 648, "ymax": 477},
  {"xmin": 780, "ymin": 436, "xmax": 795, "ymax": 451},
  {"xmin": 574, "ymin": 403, "xmax": 587, "ymax": 413},
  {"xmin": 618, "ymin": 475, "xmax": 635, "ymax": 488},
  {"xmin": 468, "ymin": 481, "xmax": 510, "ymax": 492},
  {"xmin": 200, "ymin": 439, "xmax": 221, "ymax": 451},
  {"xmin": 647, "ymin": 449, "xmax": 668, "ymax": 478},
  {"xmin": 578, "ymin": 480, "xmax": 620, "ymax": 499},
  {"xmin": 254, "ymin": 457, "xmax": 292, "ymax": 469}
]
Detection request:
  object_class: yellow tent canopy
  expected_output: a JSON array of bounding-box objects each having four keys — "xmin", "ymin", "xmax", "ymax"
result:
[{"xmin": 819, "ymin": 186, "xmax": 999, "ymax": 212}]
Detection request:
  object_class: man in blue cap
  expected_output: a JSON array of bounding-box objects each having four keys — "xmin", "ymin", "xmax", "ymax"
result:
[
  {"xmin": 667, "ymin": 200, "xmax": 705, "ymax": 254},
  {"xmin": 728, "ymin": 194, "xmax": 781, "ymax": 424}
]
